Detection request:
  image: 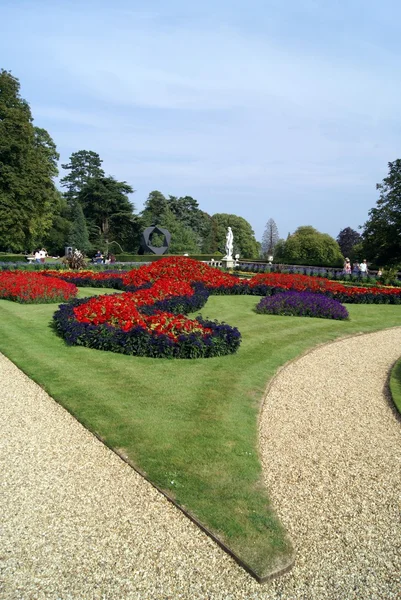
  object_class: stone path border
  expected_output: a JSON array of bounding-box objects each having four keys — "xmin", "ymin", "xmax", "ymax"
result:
[{"xmin": 1, "ymin": 327, "xmax": 401, "ymax": 598}]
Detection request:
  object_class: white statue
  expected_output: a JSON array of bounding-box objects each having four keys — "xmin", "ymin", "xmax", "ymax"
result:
[{"xmin": 224, "ymin": 227, "xmax": 234, "ymax": 259}]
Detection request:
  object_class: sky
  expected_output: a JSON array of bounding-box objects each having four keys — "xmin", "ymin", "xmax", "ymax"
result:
[{"xmin": 1, "ymin": 0, "xmax": 400, "ymax": 243}]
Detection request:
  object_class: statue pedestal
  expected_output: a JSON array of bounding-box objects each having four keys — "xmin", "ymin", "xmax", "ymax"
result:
[{"xmin": 222, "ymin": 257, "xmax": 235, "ymax": 269}]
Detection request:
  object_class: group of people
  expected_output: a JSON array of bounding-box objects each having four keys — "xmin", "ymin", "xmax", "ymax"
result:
[
  {"xmin": 343, "ymin": 258, "xmax": 369, "ymax": 275},
  {"xmin": 33, "ymin": 248, "xmax": 48, "ymax": 264},
  {"xmin": 93, "ymin": 250, "xmax": 116, "ymax": 265}
]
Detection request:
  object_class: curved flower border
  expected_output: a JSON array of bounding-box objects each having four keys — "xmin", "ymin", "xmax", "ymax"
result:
[
  {"xmin": 53, "ymin": 281, "xmax": 241, "ymax": 359},
  {"xmin": 48, "ymin": 256, "xmax": 401, "ymax": 359}
]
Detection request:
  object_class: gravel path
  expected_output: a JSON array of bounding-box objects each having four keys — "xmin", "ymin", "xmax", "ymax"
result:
[{"xmin": 1, "ymin": 328, "xmax": 401, "ymax": 599}]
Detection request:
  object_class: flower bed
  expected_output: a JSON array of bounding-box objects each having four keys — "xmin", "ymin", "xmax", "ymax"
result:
[
  {"xmin": 2, "ymin": 256, "xmax": 397, "ymax": 358},
  {"xmin": 121, "ymin": 257, "xmax": 242, "ymax": 291},
  {"xmin": 0, "ymin": 272, "xmax": 77, "ymax": 303},
  {"xmin": 44, "ymin": 269, "xmax": 125, "ymax": 290},
  {"xmin": 53, "ymin": 277, "xmax": 241, "ymax": 359},
  {"xmin": 256, "ymin": 291, "xmax": 349, "ymax": 320},
  {"xmin": 247, "ymin": 272, "xmax": 401, "ymax": 304},
  {"xmin": 47, "ymin": 259, "xmax": 401, "ymax": 304}
]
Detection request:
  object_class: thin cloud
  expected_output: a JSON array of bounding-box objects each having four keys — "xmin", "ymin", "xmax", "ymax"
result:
[{"xmin": 0, "ymin": 0, "xmax": 399, "ymax": 240}]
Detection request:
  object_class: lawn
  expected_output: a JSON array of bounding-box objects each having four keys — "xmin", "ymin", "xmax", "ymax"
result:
[
  {"xmin": 1, "ymin": 288, "xmax": 401, "ymax": 579},
  {"xmin": 390, "ymin": 357, "xmax": 401, "ymax": 414}
]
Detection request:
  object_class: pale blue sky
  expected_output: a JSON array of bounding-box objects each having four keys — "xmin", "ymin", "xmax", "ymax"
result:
[{"xmin": 1, "ymin": 0, "xmax": 400, "ymax": 242}]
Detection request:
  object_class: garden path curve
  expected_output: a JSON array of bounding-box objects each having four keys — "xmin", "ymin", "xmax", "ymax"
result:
[{"xmin": 1, "ymin": 327, "xmax": 401, "ymax": 599}]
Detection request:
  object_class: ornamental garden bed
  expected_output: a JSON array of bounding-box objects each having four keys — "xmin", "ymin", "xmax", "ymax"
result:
[
  {"xmin": 1, "ymin": 257, "xmax": 401, "ymax": 580},
  {"xmin": 0, "ymin": 271, "xmax": 77, "ymax": 303},
  {"xmin": 255, "ymin": 291, "xmax": 349, "ymax": 320}
]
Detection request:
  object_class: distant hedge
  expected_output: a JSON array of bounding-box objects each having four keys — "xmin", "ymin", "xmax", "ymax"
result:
[
  {"xmin": 240, "ymin": 258, "xmax": 344, "ymax": 268},
  {"xmin": 0, "ymin": 254, "xmax": 28, "ymax": 263},
  {"xmin": 115, "ymin": 253, "xmax": 224, "ymax": 263}
]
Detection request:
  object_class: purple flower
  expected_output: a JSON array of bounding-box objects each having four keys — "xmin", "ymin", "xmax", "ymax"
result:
[{"xmin": 255, "ymin": 290, "xmax": 349, "ymax": 320}]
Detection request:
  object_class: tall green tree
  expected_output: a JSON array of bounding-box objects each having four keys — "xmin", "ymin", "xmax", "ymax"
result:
[
  {"xmin": 60, "ymin": 150, "xmax": 105, "ymax": 205},
  {"xmin": 336, "ymin": 227, "xmax": 361, "ymax": 259},
  {"xmin": 140, "ymin": 190, "xmax": 199, "ymax": 254},
  {"xmin": 161, "ymin": 209, "xmax": 199, "ymax": 254},
  {"xmin": 77, "ymin": 176, "xmax": 138, "ymax": 255},
  {"xmin": 274, "ymin": 226, "xmax": 343, "ymax": 266},
  {"xmin": 42, "ymin": 192, "xmax": 71, "ymax": 256},
  {"xmin": 362, "ymin": 160, "xmax": 401, "ymax": 266},
  {"xmin": 261, "ymin": 218, "xmax": 279, "ymax": 258},
  {"xmin": 205, "ymin": 214, "xmax": 259, "ymax": 258},
  {"xmin": 34, "ymin": 127, "xmax": 59, "ymax": 177},
  {"xmin": 141, "ymin": 190, "xmax": 170, "ymax": 226},
  {"xmin": 167, "ymin": 195, "xmax": 212, "ymax": 250},
  {"xmin": 69, "ymin": 201, "xmax": 91, "ymax": 253},
  {"xmin": 0, "ymin": 69, "xmax": 60, "ymax": 251}
]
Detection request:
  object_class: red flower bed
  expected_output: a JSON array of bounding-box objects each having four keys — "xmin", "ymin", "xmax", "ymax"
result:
[
  {"xmin": 73, "ymin": 279, "xmax": 198, "ymax": 336},
  {"xmin": 248, "ymin": 272, "xmax": 401, "ymax": 300},
  {"xmin": 42, "ymin": 256, "xmax": 401, "ymax": 358},
  {"xmin": 54, "ymin": 272, "xmax": 241, "ymax": 358},
  {"xmin": 248, "ymin": 273, "xmax": 333, "ymax": 292},
  {"xmin": 75, "ymin": 294, "xmax": 211, "ymax": 338},
  {"xmin": 47, "ymin": 258, "xmax": 401, "ymax": 304},
  {"xmin": 122, "ymin": 257, "xmax": 240, "ymax": 289},
  {"xmin": 45, "ymin": 270, "xmax": 119, "ymax": 282},
  {"xmin": 0, "ymin": 272, "xmax": 77, "ymax": 303}
]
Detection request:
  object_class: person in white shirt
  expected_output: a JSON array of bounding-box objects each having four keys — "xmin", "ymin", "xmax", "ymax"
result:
[
  {"xmin": 34, "ymin": 249, "xmax": 41, "ymax": 263},
  {"xmin": 359, "ymin": 259, "xmax": 368, "ymax": 275},
  {"xmin": 39, "ymin": 248, "xmax": 47, "ymax": 264}
]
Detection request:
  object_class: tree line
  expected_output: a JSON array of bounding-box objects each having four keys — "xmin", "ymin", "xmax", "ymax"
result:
[
  {"xmin": 0, "ymin": 70, "xmax": 260, "ymax": 258},
  {"xmin": 258, "ymin": 161, "xmax": 401, "ymax": 268},
  {"xmin": 260, "ymin": 223, "xmax": 362, "ymax": 267},
  {"xmin": 1, "ymin": 69, "xmax": 400, "ymax": 265}
]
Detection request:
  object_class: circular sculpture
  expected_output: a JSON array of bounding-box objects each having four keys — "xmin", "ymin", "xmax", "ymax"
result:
[{"xmin": 140, "ymin": 226, "xmax": 171, "ymax": 255}]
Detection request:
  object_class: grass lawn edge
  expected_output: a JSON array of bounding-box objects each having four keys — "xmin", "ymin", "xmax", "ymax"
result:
[
  {"xmin": 101, "ymin": 439, "xmax": 296, "ymax": 582},
  {"xmin": 389, "ymin": 356, "xmax": 401, "ymax": 414}
]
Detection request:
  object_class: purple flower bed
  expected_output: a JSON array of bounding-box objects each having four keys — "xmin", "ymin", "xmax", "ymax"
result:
[{"xmin": 255, "ymin": 290, "xmax": 349, "ymax": 320}]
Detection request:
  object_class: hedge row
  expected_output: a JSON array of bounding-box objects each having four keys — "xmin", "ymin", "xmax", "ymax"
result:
[
  {"xmin": 0, "ymin": 254, "xmax": 30, "ymax": 263},
  {"xmin": 114, "ymin": 253, "xmax": 224, "ymax": 262}
]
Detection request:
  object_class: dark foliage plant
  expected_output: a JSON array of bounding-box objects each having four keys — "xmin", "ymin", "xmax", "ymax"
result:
[
  {"xmin": 255, "ymin": 291, "xmax": 349, "ymax": 320},
  {"xmin": 55, "ymin": 275, "xmax": 126, "ymax": 289}
]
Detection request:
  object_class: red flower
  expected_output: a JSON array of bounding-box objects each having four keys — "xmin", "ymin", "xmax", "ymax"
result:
[
  {"xmin": 248, "ymin": 272, "xmax": 401, "ymax": 298},
  {"xmin": 72, "ymin": 275, "xmax": 211, "ymax": 339},
  {"xmin": 0, "ymin": 272, "xmax": 77, "ymax": 303}
]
